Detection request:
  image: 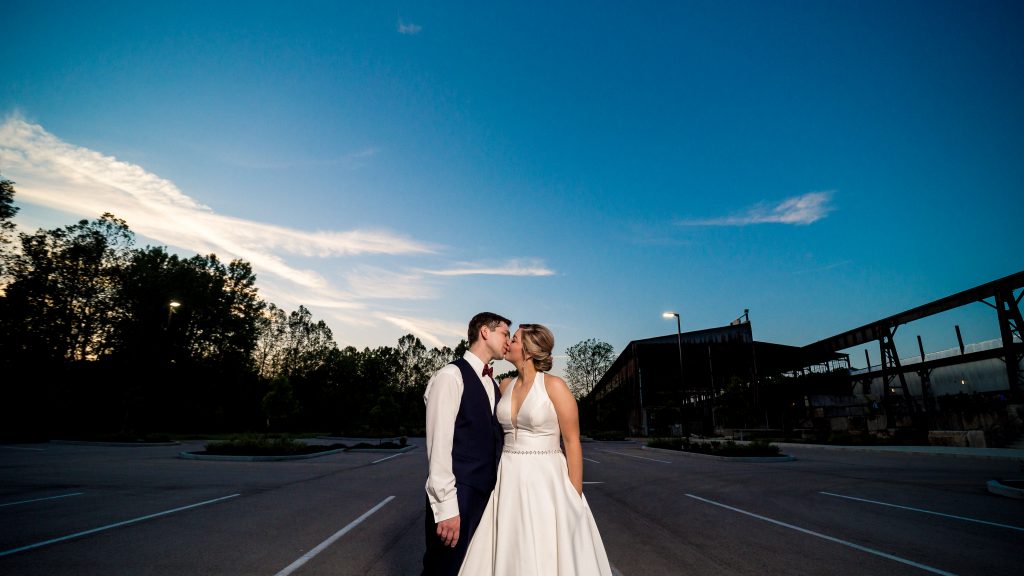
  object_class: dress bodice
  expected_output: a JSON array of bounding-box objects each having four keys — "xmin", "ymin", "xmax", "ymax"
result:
[
  {"xmin": 460, "ymin": 373, "xmax": 614, "ymax": 576},
  {"xmin": 497, "ymin": 372, "xmax": 561, "ymax": 452}
]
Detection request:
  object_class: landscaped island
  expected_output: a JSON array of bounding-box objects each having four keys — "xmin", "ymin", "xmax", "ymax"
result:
[{"xmin": 199, "ymin": 434, "xmax": 407, "ymax": 456}]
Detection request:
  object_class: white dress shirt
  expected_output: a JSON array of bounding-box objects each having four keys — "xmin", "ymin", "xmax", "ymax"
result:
[{"xmin": 424, "ymin": 350, "xmax": 497, "ymax": 523}]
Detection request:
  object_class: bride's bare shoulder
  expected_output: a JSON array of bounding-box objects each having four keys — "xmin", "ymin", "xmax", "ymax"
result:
[{"xmin": 542, "ymin": 374, "xmax": 571, "ymax": 395}]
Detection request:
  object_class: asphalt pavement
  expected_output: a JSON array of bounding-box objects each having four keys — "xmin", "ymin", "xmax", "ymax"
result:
[{"xmin": 1, "ymin": 439, "xmax": 1021, "ymax": 575}]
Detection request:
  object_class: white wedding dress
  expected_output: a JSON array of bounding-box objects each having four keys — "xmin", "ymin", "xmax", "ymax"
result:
[{"xmin": 459, "ymin": 373, "xmax": 612, "ymax": 576}]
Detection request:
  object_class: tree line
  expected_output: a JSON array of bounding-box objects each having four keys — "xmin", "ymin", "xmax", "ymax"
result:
[
  {"xmin": 0, "ymin": 179, "xmax": 618, "ymax": 442},
  {"xmin": 0, "ymin": 179, "xmax": 472, "ymax": 440}
]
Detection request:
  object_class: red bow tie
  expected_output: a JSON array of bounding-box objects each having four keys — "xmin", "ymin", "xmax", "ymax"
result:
[{"xmin": 482, "ymin": 364, "xmax": 493, "ymax": 378}]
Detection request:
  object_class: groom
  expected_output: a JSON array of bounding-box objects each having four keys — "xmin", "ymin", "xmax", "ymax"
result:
[{"xmin": 422, "ymin": 312, "xmax": 511, "ymax": 576}]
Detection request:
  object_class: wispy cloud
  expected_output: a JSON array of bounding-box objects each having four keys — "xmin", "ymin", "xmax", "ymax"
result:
[
  {"xmin": 0, "ymin": 117, "xmax": 432, "ymax": 257},
  {"xmin": 0, "ymin": 115, "xmax": 557, "ymax": 348},
  {"xmin": 678, "ymin": 191, "xmax": 835, "ymax": 226},
  {"xmin": 397, "ymin": 19, "xmax": 422, "ymax": 35},
  {"xmin": 346, "ymin": 266, "xmax": 439, "ymax": 300},
  {"xmin": 420, "ymin": 259, "xmax": 556, "ymax": 277},
  {"xmin": 377, "ymin": 314, "xmax": 464, "ymax": 349},
  {"xmin": 0, "ymin": 117, "xmax": 436, "ymax": 300},
  {"xmin": 794, "ymin": 260, "xmax": 853, "ymax": 274}
]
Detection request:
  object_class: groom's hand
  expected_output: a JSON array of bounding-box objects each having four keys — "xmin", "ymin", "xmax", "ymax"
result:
[{"xmin": 436, "ymin": 515, "xmax": 461, "ymax": 547}]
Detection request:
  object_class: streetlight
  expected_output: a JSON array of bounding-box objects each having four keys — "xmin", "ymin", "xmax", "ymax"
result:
[
  {"xmin": 166, "ymin": 300, "xmax": 181, "ymax": 330},
  {"xmin": 165, "ymin": 300, "xmax": 183, "ymax": 370},
  {"xmin": 663, "ymin": 311, "xmax": 684, "ymax": 437}
]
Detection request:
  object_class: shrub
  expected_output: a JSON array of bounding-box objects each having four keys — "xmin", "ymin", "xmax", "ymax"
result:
[
  {"xmin": 647, "ymin": 437, "xmax": 687, "ymax": 451},
  {"xmin": 588, "ymin": 430, "xmax": 627, "ymax": 441},
  {"xmin": 203, "ymin": 434, "xmax": 345, "ymax": 455},
  {"xmin": 348, "ymin": 440, "xmax": 406, "ymax": 450}
]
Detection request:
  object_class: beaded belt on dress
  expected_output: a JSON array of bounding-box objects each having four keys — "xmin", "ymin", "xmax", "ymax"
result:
[{"xmin": 503, "ymin": 448, "xmax": 562, "ymax": 455}]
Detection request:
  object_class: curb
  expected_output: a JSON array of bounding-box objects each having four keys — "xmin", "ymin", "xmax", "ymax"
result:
[
  {"xmin": 772, "ymin": 442, "xmax": 1024, "ymax": 461},
  {"xmin": 178, "ymin": 447, "xmax": 349, "ymax": 461},
  {"xmin": 177, "ymin": 444, "xmax": 416, "ymax": 461},
  {"xmin": 52, "ymin": 440, "xmax": 181, "ymax": 447},
  {"xmin": 345, "ymin": 445, "xmax": 417, "ymax": 454},
  {"xmin": 641, "ymin": 444, "xmax": 795, "ymax": 462},
  {"xmin": 986, "ymin": 479, "xmax": 1024, "ymax": 499}
]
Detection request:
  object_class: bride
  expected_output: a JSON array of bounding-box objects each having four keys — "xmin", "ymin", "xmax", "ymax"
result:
[{"xmin": 459, "ymin": 323, "xmax": 612, "ymax": 575}]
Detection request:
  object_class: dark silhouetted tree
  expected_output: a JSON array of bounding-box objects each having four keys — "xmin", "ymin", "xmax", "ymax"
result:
[
  {"xmin": 253, "ymin": 304, "xmax": 335, "ymax": 380},
  {"xmin": 263, "ymin": 375, "xmax": 299, "ymax": 431},
  {"xmin": 565, "ymin": 338, "xmax": 615, "ymax": 399},
  {"xmin": 0, "ymin": 178, "xmax": 18, "ymax": 286},
  {"xmin": 0, "ymin": 212, "xmax": 134, "ymax": 438},
  {"xmin": 111, "ymin": 247, "xmax": 264, "ymax": 431},
  {"xmin": 3, "ymin": 213, "xmax": 134, "ymax": 363}
]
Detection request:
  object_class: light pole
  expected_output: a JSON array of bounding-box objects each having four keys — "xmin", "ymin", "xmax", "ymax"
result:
[
  {"xmin": 166, "ymin": 300, "xmax": 181, "ymax": 330},
  {"xmin": 663, "ymin": 311, "xmax": 684, "ymax": 437}
]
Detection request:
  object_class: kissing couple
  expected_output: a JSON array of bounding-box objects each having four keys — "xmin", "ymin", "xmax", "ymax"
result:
[{"xmin": 422, "ymin": 312, "xmax": 613, "ymax": 576}]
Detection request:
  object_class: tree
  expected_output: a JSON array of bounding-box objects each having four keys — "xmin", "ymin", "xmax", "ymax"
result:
[
  {"xmin": 452, "ymin": 339, "xmax": 469, "ymax": 359},
  {"xmin": 325, "ymin": 345, "xmax": 378, "ymax": 434},
  {"xmin": 370, "ymin": 391, "xmax": 402, "ymax": 436},
  {"xmin": 3, "ymin": 213, "xmax": 134, "ymax": 362},
  {"xmin": 263, "ymin": 375, "xmax": 299, "ymax": 430},
  {"xmin": 564, "ymin": 338, "xmax": 615, "ymax": 399},
  {"xmin": 113, "ymin": 248, "xmax": 263, "ymax": 367},
  {"xmin": 426, "ymin": 344, "xmax": 459, "ymax": 376},
  {"xmin": 395, "ymin": 334, "xmax": 428, "ymax": 393},
  {"xmin": 253, "ymin": 304, "xmax": 335, "ymax": 380},
  {"xmin": 0, "ymin": 213, "xmax": 135, "ymax": 438},
  {"xmin": 110, "ymin": 247, "xmax": 266, "ymax": 431},
  {"xmin": 0, "ymin": 178, "xmax": 20, "ymax": 371},
  {"xmin": 254, "ymin": 303, "xmax": 288, "ymax": 378},
  {"xmin": 172, "ymin": 254, "xmax": 263, "ymax": 368},
  {"xmin": 284, "ymin": 305, "xmax": 336, "ymax": 377},
  {"xmin": 0, "ymin": 178, "xmax": 19, "ymax": 286},
  {"xmin": 220, "ymin": 258, "xmax": 265, "ymax": 366}
]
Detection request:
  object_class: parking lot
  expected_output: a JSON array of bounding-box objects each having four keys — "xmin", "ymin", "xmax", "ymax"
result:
[{"xmin": 1, "ymin": 439, "xmax": 1021, "ymax": 575}]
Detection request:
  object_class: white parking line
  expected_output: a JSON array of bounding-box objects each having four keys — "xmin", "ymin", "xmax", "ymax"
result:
[
  {"xmin": 274, "ymin": 495, "xmax": 396, "ymax": 576},
  {"xmin": 0, "ymin": 492, "xmax": 84, "ymax": 508},
  {"xmin": 603, "ymin": 450, "xmax": 671, "ymax": 464},
  {"xmin": 372, "ymin": 453, "xmax": 404, "ymax": 464},
  {"xmin": 685, "ymin": 494, "xmax": 958, "ymax": 576},
  {"xmin": 0, "ymin": 493, "xmax": 240, "ymax": 558},
  {"xmin": 583, "ymin": 457, "xmax": 601, "ymax": 464},
  {"xmin": 820, "ymin": 491, "xmax": 1024, "ymax": 532}
]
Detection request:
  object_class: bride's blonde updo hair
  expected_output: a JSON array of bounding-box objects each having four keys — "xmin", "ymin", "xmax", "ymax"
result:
[{"xmin": 519, "ymin": 323, "xmax": 554, "ymax": 372}]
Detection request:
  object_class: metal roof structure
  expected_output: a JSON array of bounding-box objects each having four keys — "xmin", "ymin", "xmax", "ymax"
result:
[
  {"xmin": 800, "ymin": 270, "xmax": 1023, "ymax": 407},
  {"xmin": 583, "ymin": 270, "xmax": 1023, "ymax": 435},
  {"xmin": 585, "ymin": 320, "xmax": 848, "ymax": 436}
]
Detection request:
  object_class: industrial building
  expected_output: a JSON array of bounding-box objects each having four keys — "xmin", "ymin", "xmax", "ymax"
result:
[{"xmin": 582, "ymin": 271, "xmax": 1023, "ymax": 445}]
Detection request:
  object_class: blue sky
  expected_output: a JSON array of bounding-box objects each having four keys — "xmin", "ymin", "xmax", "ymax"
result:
[{"xmin": 2, "ymin": 1, "xmax": 1022, "ymax": 375}]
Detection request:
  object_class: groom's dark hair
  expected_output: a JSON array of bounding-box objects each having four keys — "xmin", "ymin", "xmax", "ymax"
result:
[{"xmin": 468, "ymin": 312, "xmax": 512, "ymax": 345}]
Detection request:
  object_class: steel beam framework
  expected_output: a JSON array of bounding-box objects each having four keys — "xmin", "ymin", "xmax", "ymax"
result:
[{"xmin": 804, "ymin": 270, "xmax": 1024, "ymax": 397}]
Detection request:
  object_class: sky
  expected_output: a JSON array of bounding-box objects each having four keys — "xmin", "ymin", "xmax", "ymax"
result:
[{"xmin": 2, "ymin": 0, "xmax": 1022, "ymax": 376}]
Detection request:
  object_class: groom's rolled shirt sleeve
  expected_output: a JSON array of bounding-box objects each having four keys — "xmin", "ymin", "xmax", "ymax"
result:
[{"xmin": 424, "ymin": 365, "xmax": 462, "ymax": 523}]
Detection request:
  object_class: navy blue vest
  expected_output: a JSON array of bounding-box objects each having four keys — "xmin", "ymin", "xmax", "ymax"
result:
[{"xmin": 450, "ymin": 358, "xmax": 503, "ymax": 493}]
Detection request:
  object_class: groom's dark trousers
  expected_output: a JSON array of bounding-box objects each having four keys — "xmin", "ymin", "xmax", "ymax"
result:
[
  {"xmin": 422, "ymin": 358, "xmax": 503, "ymax": 576},
  {"xmin": 422, "ymin": 485, "xmax": 489, "ymax": 576}
]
